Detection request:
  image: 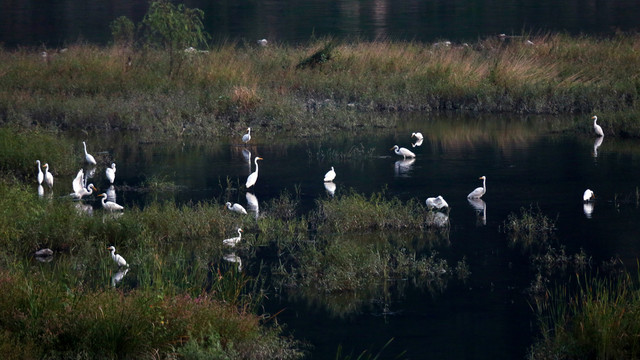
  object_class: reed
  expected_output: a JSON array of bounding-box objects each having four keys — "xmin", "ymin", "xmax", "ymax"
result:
[
  {"xmin": 2, "ymin": 34, "xmax": 640, "ymax": 138},
  {"xmin": 530, "ymin": 271, "xmax": 640, "ymax": 360}
]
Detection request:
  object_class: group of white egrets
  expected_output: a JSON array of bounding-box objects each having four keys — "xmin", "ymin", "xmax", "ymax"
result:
[{"xmin": 390, "ymin": 131, "xmax": 487, "ymax": 217}]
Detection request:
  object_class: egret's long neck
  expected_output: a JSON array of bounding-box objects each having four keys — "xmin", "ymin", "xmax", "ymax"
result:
[
  {"xmin": 238, "ymin": 229, "xmax": 242, "ymax": 237},
  {"xmin": 254, "ymin": 159, "xmax": 259, "ymax": 173},
  {"xmin": 594, "ymin": 118, "xmax": 598, "ymax": 126},
  {"xmin": 483, "ymin": 177, "xmax": 486, "ymax": 192},
  {"xmin": 37, "ymin": 161, "xmax": 41, "ymax": 171},
  {"xmin": 83, "ymin": 142, "xmax": 87, "ymax": 154}
]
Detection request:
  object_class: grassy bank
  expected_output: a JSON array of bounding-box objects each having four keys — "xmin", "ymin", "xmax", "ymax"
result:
[{"xmin": 1, "ymin": 34, "xmax": 640, "ymax": 138}]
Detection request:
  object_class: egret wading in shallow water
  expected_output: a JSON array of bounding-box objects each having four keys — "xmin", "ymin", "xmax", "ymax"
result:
[
  {"xmin": 242, "ymin": 127, "xmax": 251, "ymax": 144},
  {"xmin": 583, "ymin": 189, "xmax": 595, "ymax": 202},
  {"xmin": 592, "ymin": 116, "xmax": 604, "ymax": 137},
  {"xmin": 426, "ymin": 195, "xmax": 449, "ymax": 209},
  {"xmin": 43, "ymin": 163, "xmax": 54, "ymax": 189},
  {"xmin": 467, "ymin": 176, "xmax": 486, "ymax": 199},
  {"xmin": 226, "ymin": 202, "xmax": 247, "ymax": 215},
  {"xmin": 390, "ymin": 145, "xmax": 416, "ymax": 159},
  {"xmin": 223, "ymin": 228, "xmax": 243, "ymax": 247},
  {"xmin": 245, "ymin": 157, "xmax": 263, "ymax": 188},
  {"xmin": 83, "ymin": 141, "xmax": 97, "ymax": 165},
  {"xmin": 324, "ymin": 167, "xmax": 336, "ymax": 182},
  {"xmin": 411, "ymin": 132, "xmax": 424, "ymax": 140},
  {"xmin": 107, "ymin": 246, "xmax": 127, "ymax": 267},
  {"xmin": 98, "ymin": 193, "xmax": 124, "ymax": 211},
  {"xmin": 36, "ymin": 160, "xmax": 43, "ymax": 185},
  {"xmin": 106, "ymin": 163, "xmax": 116, "ymax": 184}
]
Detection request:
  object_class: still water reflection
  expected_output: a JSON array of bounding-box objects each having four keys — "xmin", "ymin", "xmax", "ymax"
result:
[{"xmin": 42, "ymin": 113, "xmax": 640, "ymax": 358}]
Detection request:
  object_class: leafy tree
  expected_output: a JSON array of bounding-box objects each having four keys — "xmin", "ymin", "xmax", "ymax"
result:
[
  {"xmin": 141, "ymin": 0, "xmax": 210, "ymax": 75},
  {"xmin": 110, "ymin": 16, "xmax": 135, "ymax": 47}
]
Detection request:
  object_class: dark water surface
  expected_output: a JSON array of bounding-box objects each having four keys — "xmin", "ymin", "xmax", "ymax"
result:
[
  {"xmin": 46, "ymin": 113, "xmax": 640, "ymax": 358},
  {"xmin": 3, "ymin": 0, "xmax": 640, "ymax": 47}
]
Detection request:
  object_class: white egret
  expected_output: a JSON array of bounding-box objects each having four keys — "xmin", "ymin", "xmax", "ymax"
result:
[
  {"xmin": 98, "ymin": 193, "xmax": 124, "ymax": 211},
  {"xmin": 411, "ymin": 132, "xmax": 424, "ymax": 140},
  {"xmin": 107, "ymin": 246, "xmax": 127, "ymax": 267},
  {"xmin": 43, "ymin": 163, "xmax": 54, "ymax": 189},
  {"xmin": 592, "ymin": 116, "xmax": 604, "ymax": 137},
  {"xmin": 71, "ymin": 169, "xmax": 97, "ymax": 199},
  {"xmin": 426, "ymin": 195, "xmax": 449, "ymax": 209},
  {"xmin": 245, "ymin": 157, "xmax": 263, "ymax": 188},
  {"xmin": 35, "ymin": 248, "xmax": 54, "ymax": 257},
  {"xmin": 583, "ymin": 189, "xmax": 595, "ymax": 202},
  {"xmin": 257, "ymin": 39, "xmax": 268, "ymax": 47},
  {"xmin": 390, "ymin": 145, "xmax": 416, "ymax": 159},
  {"xmin": 83, "ymin": 141, "xmax": 97, "ymax": 165},
  {"xmin": 324, "ymin": 166, "xmax": 336, "ymax": 182},
  {"xmin": 225, "ymin": 202, "xmax": 247, "ymax": 214},
  {"xmin": 242, "ymin": 127, "xmax": 251, "ymax": 144},
  {"xmin": 467, "ymin": 176, "xmax": 486, "ymax": 199},
  {"xmin": 36, "ymin": 160, "xmax": 44, "ymax": 185},
  {"xmin": 106, "ymin": 163, "xmax": 116, "ymax": 184},
  {"xmin": 223, "ymin": 228, "xmax": 243, "ymax": 247}
]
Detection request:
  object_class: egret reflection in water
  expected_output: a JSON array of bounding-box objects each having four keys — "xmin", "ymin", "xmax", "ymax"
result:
[
  {"xmin": 394, "ymin": 158, "xmax": 415, "ymax": 177},
  {"xmin": 411, "ymin": 138, "xmax": 424, "ymax": 147},
  {"xmin": 75, "ymin": 202, "xmax": 94, "ymax": 216},
  {"xmin": 223, "ymin": 252, "xmax": 243, "ymax": 271},
  {"xmin": 107, "ymin": 185, "xmax": 117, "ymax": 203},
  {"xmin": 111, "ymin": 267, "xmax": 129, "ymax": 287},
  {"xmin": 324, "ymin": 181, "xmax": 336, "ymax": 197},
  {"xmin": 246, "ymin": 192, "xmax": 259, "ymax": 217},
  {"xmin": 467, "ymin": 198, "xmax": 486, "ymax": 226},
  {"xmin": 593, "ymin": 136, "xmax": 603, "ymax": 158},
  {"xmin": 37, "ymin": 185, "xmax": 44, "ymax": 197},
  {"xmin": 583, "ymin": 202, "xmax": 595, "ymax": 218}
]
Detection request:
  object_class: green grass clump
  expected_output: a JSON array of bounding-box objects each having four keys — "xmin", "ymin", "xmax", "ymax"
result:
[
  {"xmin": 313, "ymin": 190, "xmax": 426, "ymax": 232},
  {"xmin": 503, "ymin": 205, "xmax": 557, "ymax": 249},
  {"xmin": 530, "ymin": 272, "xmax": 640, "ymax": 360},
  {"xmin": 0, "ymin": 270, "xmax": 301, "ymax": 359}
]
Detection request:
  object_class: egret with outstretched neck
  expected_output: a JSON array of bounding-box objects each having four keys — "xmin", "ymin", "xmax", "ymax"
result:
[
  {"xmin": 83, "ymin": 141, "xmax": 97, "ymax": 165},
  {"xmin": 245, "ymin": 157, "xmax": 263, "ymax": 188},
  {"xmin": 467, "ymin": 176, "xmax": 486, "ymax": 199}
]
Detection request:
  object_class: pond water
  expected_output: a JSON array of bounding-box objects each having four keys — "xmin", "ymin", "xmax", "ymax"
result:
[
  {"xmin": 41, "ymin": 113, "xmax": 640, "ymax": 358},
  {"xmin": 3, "ymin": 0, "xmax": 640, "ymax": 47}
]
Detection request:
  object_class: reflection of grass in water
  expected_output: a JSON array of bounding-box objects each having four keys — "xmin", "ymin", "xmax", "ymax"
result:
[
  {"xmin": 307, "ymin": 143, "xmax": 376, "ymax": 162},
  {"xmin": 530, "ymin": 271, "xmax": 640, "ymax": 360}
]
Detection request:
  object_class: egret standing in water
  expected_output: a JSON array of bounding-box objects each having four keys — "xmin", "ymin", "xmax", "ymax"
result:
[
  {"xmin": 105, "ymin": 163, "xmax": 116, "ymax": 184},
  {"xmin": 43, "ymin": 163, "xmax": 54, "ymax": 189},
  {"xmin": 242, "ymin": 127, "xmax": 251, "ymax": 144},
  {"xmin": 36, "ymin": 160, "xmax": 44, "ymax": 185},
  {"xmin": 583, "ymin": 189, "xmax": 595, "ymax": 202},
  {"xmin": 107, "ymin": 246, "xmax": 127, "ymax": 267},
  {"xmin": 324, "ymin": 167, "xmax": 336, "ymax": 182},
  {"xmin": 223, "ymin": 228, "xmax": 243, "ymax": 247},
  {"xmin": 467, "ymin": 176, "xmax": 487, "ymax": 199},
  {"xmin": 226, "ymin": 202, "xmax": 247, "ymax": 214},
  {"xmin": 245, "ymin": 157, "xmax": 263, "ymax": 189},
  {"xmin": 83, "ymin": 141, "xmax": 97, "ymax": 165},
  {"xmin": 592, "ymin": 116, "xmax": 604, "ymax": 137},
  {"xmin": 390, "ymin": 145, "xmax": 416, "ymax": 159},
  {"xmin": 98, "ymin": 193, "xmax": 124, "ymax": 211}
]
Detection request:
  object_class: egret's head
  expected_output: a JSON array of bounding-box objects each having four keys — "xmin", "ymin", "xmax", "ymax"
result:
[
  {"xmin": 479, "ymin": 176, "xmax": 486, "ymax": 180},
  {"xmin": 592, "ymin": 115, "xmax": 597, "ymax": 120},
  {"xmin": 107, "ymin": 246, "xmax": 115, "ymax": 251}
]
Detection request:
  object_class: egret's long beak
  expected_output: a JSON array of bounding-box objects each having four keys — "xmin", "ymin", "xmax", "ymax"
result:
[{"xmin": 389, "ymin": 147, "xmax": 395, "ymax": 150}]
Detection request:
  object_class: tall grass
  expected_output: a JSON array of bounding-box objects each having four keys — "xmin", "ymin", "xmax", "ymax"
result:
[
  {"xmin": 530, "ymin": 271, "xmax": 640, "ymax": 360},
  {"xmin": 2, "ymin": 34, "xmax": 640, "ymax": 138}
]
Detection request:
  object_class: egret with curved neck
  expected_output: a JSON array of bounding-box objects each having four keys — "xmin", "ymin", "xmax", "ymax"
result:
[
  {"xmin": 98, "ymin": 193, "xmax": 124, "ymax": 211},
  {"xmin": 245, "ymin": 157, "xmax": 263, "ymax": 188},
  {"xmin": 83, "ymin": 141, "xmax": 97, "ymax": 165},
  {"xmin": 43, "ymin": 163, "xmax": 54, "ymax": 189},
  {"xmin": 223, "ymin": 228, "xmax": 243, "ymax": 247},
  {"xmin": 107, "ymin": 246, "xmax": 127, "ymax": 267},
  {"xmin": 36, "ymin": 160, "xmax": 43, "ymax": 185},
  {"xmin": 390, "ymin": 145, "xmax": 416, "ymax": 159},
  {"xmin": 467, "ymin": 176, "xmax": 486, "ymax": 199},
  {"xmin": 592, "ymin": 115, "xmax": 604, "ymax": 137}
]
